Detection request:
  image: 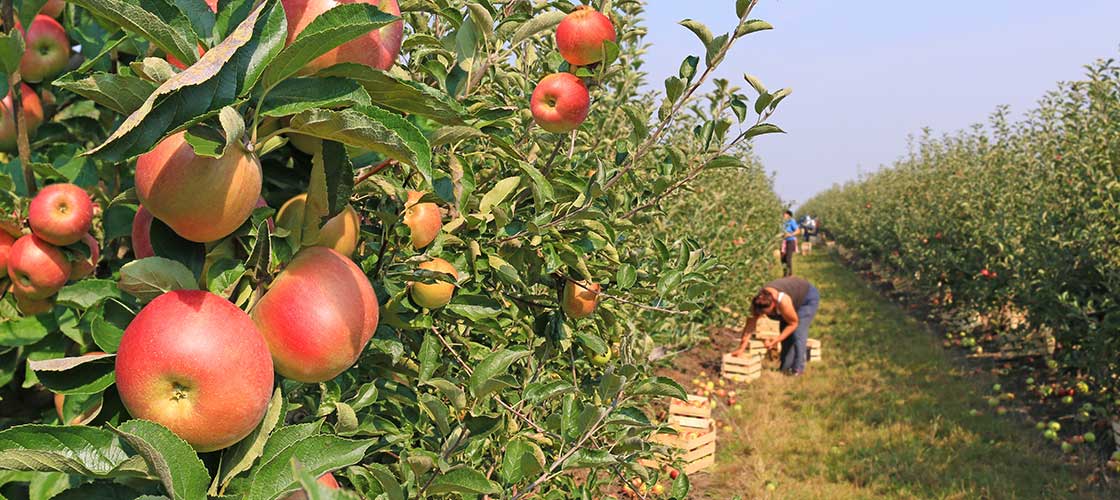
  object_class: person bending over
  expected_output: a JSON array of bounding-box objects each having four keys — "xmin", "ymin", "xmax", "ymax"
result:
[{"xmin": 733, "ymin": 276, "xmax": 820, "ymax": 375}]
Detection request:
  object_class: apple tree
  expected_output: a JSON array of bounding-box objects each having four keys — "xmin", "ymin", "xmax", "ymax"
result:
[{"xmin": 0, "ymin": 0, "xmax": 787, "ymax": 497}]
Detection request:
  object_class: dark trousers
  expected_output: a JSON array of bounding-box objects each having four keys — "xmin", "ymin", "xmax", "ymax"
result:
[
  {"xmin": 779, "ymin": 285, "xmax": 820, "ymax": 373},
  {"xmin": 781, "ymin": 239, "xmax": 796, "ymax": 276}
]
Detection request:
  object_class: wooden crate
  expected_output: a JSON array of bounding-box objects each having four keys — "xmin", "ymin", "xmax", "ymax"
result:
[
  {"xmin": 807, "ymin": 338, "xmax": 822, "ymax": 363},
  {"xmin": 721, "ymin": 352, "xmax": 762, "ymax": 382},
  {"xmin": 757, "ymin": 316, "xmax": 784, "ymax": 336},
  {"xmin": 646, "ymin": 423, "xmax": 718, "ymax": 475},
  {"xmin": 670, "ymin": 395, "xmax": 711, "ymax": 420}
]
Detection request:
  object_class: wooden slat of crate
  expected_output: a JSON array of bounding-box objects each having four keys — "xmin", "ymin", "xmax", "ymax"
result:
[
  {"xmin": 807, "ymin": 338, "xmax": 823, "ymax": 362},
  {"xmin": 648, "ymin": 424, "xmax": 717, "ymax": 475},
  {"xmin": 669, "ymin": 414, "xmax": 711, "ymax": 429},
  {"xmin": 681, "ymin": 441, "xmax": 716, "ymax": 463},
  {"xmin": 670, "ymin": 395, "xmax": 711, "ymax": 419},
  {"xmin": 684, "ymin": 454, "xmax": 715, "ymax": 475},
  {"xmin": 722, "ymin": 353, "xmax": 762, "ymax": 374}
]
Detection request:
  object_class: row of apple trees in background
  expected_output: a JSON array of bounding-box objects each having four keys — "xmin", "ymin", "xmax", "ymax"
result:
[
  {"xmin": 801, "ymin": 58, "xmax": 1120, "ymax": 462},
  {"xmin": 0, "ymin": 0, "xmax": 787, "ymax": 498}
]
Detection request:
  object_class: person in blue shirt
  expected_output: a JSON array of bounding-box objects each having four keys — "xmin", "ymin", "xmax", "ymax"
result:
[{"xmin": 781, "ymin": 210, "xmax": 799, "ymax": 276}]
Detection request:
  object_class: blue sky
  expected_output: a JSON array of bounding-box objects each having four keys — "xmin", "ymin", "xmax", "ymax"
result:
[{"xmin": 640, "ymin": 1, "xmax": 1120, "ymax": 207}]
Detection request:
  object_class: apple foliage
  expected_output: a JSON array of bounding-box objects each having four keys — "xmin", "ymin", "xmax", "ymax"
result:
[
  {"xmin": 801, "ymin": 59, "xmax": 1120, "ymax": 442},
  {"xmin": 0, "ymin": 0, "xmax": 787, "ymax": 497}
]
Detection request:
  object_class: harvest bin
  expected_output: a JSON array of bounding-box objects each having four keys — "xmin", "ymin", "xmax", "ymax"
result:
[
  {"xmin": 642, "ymin": 422, "xmax": 718, "ymax": 475},
  {"xmin": 722, "ymin": 352, "xmax": 763, "ymax": 382},
  {"xmin": 807, "ymin": 338, "xmax": 823, "ymax": 363}
]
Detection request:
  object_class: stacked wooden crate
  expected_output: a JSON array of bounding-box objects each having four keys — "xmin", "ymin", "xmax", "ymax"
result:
[
  {"xmin": 721, "ymin": 352, "xmax": 763, "ymax": 382},
  {"xmin": 644, "ymin": 395, "xmax": 717, "ymax": 475},
  {"xmin": 807, "ymin": 338, "xmax": 823, "ymax": 363}
]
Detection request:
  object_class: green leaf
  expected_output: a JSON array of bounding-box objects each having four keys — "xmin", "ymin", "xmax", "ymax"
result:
[
  {"xmin": 524, "ymin": 380, "xmax": 576, "ymax": 403},
  {"xmin": 259, "ymin": 77, "xmax": 372, "ymax": 117},
  {"xmin": 424, "ymin": 378, "xmax": 466, "ymax": 412},
  {"xmin": 616, "ymin": 264, "xmax": 637, "ymax": 290},
  {"xmin": 664, "ymin": 76, "xmax": 685, "ymax": 103},
  {"xmin": 56, "ymin": 280, "xmax": 122, "ymax": 310},
  {"xmin": 429, "ymin": 125, "xmax": 484, "ymax": 148},
  {"xmin": 500, "ymin": 438, "xmax": 544, "ymax": 484},
  {"xmin": 28, "ymin": 353, "xmax": 116, "ymax": 395},
  {"xmin": 354, "ymin": 463, "xmax": 403, "ymax": 500},
  {"xmin": 112, "ymin": 420, "xmax": 210, "ymax": 500},
  {"xmin": 468, "ymin": 349, "xmax": 529, "ymax": 398},
  {"xmin": 171, "ymin": 0, "xmax": 216, "ymax": 45},
  {"xmin": 84, "ymin": 0, "xmax": 284, "ymax": 161},
  {"xmin": 0, "ymin": 315, "xmax": 57, "ymax": 347},
  {"xmin": 424, "ymin": 466, "xmax": 500, "ymax": 495},
  {"xmin": 670, "ymin": 470, "xmax": 691, "ymax": 499},
  {"xmin": 744, "ymin": 123, "xmax": 784, "ymax": 139},
  {"xmin": 445, "ymin": 295, "xmax": 503, "ymax": 321},
  {"xmin": 0, "ymin": 425, "xmax": 150, "ymax": 478},
  {"xmin": 67, "ymin": 0, "xmax": 200, "ymax": 67},
  {"xmin": 478, "ymin": 176, "xmax": 521, "ymax": 217},
  {"xmin": 0, "ymin": 29, "xmax": 25, "ymax": 75},
  {"xmin": 51, "ymin": 482, "xmax": 151, "ymax": 499},
  {"xmin": 678, "ymin": 19, "xmax": 713, "ymax": 48},
  {"xmin": 744, "ymin": 73, "xmax": 766, "ymax": 95},
  {"xmin": 54, "ymin": 73, "xmax": 157, "ymax": 116},
  {"xmin": 574, "ymin": 331, "xmax": 607, "ymax": 355},
  {"xmin": 737, "ymin": 19, "xmax": 773, "ymax": 37},
  {"xmin": 562, "ymin": 449, "xmax": 615, "ymax": 469},
  {"xmin": 629, "ymin": 376, "xmax": 687, "ymax": 400},
  {"xmin": 245, "ymin": 435, "xmax": 375, "ymax": 500},
  {"xmin": 289, "ymin": 106, "xmax": 432, "ymax": 185},
  {"xmin": 417, "ymin": 332, "xmax": 439, "ymax": 382},
  {"xmin": 679, "ymin": 55, "xmax": 699, "ymax": 81},
  {"xmin": 215, "ymin": 387, "xmax": 284, "ymax": 495},
  {"xmin": 118, "ymin": 257, "xmax": 198, "ymax": 302},
  {"xmin": 707, "ymin": 155, "xmax": 744, "ymax": 169},
  {"xmin": 736, "ymin": 0, "xmax": 752, "ymax": 17},
  {"xmin": 510, "ymin": 10, "xmax": 565, "ymax": 45},
  {"xmin": 261, "ymin": 3, "xmax": 398, "ymax": 87},
  {"xmin": 316, "ymin": 65, "xmax": 467, "ymax": 125}
]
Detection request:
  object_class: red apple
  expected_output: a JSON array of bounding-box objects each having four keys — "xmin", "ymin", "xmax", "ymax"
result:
[
  {"xmin": 28, "ymin": 183, "xmax": 94, "ymax": 246},
  {"xmin": 7, "ymin": 234, "xmax": 70, "ymax": 300},
  {"xmin": 39, "ymin": 0, "xmax": 65, "ymax": 17},
  {"xmin": 409, "ymin": 257, "xmax": 457, "ymax": 309},
  {"xmin": 135, "ymin": 131, "xmax": 262, "ymax": 242},
  {"xmin": 555, "ymin": 6, "xmax": 616, "ymax": 66},
  {"xmin": 0, "ymin": 230, "xmax": 14, "ymax": 276},
  {"xmin": 131, "ymin": 205, "xmax": 156, "ymax": 258},
  {"xmin": 276, "ymin": 193, "xmax": 361, "ymax": 256},
  {"xmin": 402, "ymin": 191, "xmax": 441, "ymax": 250},
  {"xmin": 281, "ymin": 473, "xmax": 341, "ymax": 500},
  {"xmin": 668, "ymin": 468, "xmax": 679, "ymax": 479},
  {"xmin": 562, "ymin": 279, "xmax": 600, "ymax": 319},
  {"xmin": 68, "ymin": 233, "xmax": 99, "ymax": 280},
  {"xmin": 251, "ymin": 247, "xmax": 379, "ymax": 383},
  {"xmin": 20, "ymin": 15, "xmax": 71, "ymax": 83},
  {"xmin": 115, "ymin": 290, "xmax": 274, "ymax": 451},
  {"xmin": 0, "ymin": 83, "xmax": 44, "ymax": 152},
  {"xmin": 530, "ymin": 73, "xmax": 590, "ymax": 134},
  {"xmin": 281, "ymin": 0, "xmax": 403, "ymax": 74}
]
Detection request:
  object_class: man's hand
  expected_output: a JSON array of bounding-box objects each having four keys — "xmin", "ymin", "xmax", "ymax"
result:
[
  {"xmin": 731, "ymin": 348, "xmax": 746, "ymax": 357},
  {"xmin": 763, "ymin": 339, "xmax": 777, "ymax": 350}
]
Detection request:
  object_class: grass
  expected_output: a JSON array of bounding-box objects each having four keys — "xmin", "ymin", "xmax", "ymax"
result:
[{"xmin": 690, "ymin": 252, "xmax": 1107, "ymax": 499}]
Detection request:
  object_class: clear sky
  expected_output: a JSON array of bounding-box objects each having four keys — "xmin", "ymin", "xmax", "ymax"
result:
[{"xmin": 640, "ymin": 1, "xmax": 1120, "ymax": 207}]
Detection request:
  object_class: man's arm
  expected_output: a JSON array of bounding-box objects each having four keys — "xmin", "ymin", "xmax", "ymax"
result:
[{"xmin": 732, "ymin": 315, "xmax": 759, "ymax": 356}]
